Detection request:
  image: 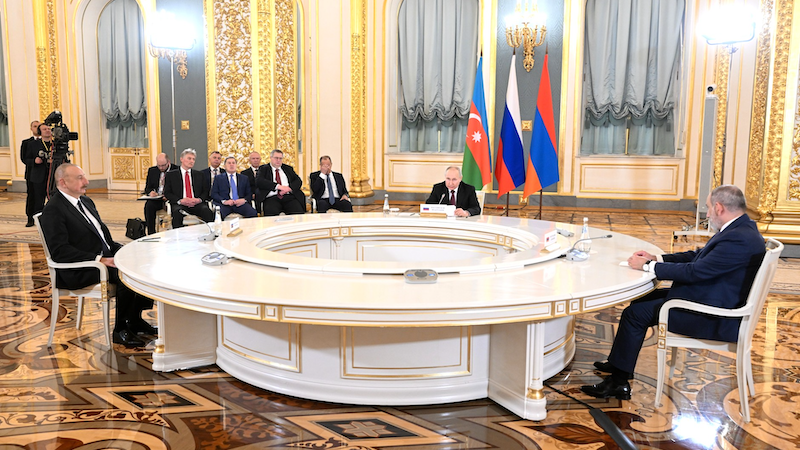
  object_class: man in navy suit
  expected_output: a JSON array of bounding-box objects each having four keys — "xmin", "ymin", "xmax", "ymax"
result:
[
  {"xmin": 211, "ymin": 156, "xmax": 257, "ymax": 219},
  {"xmin": 39, "ymin": 164, "xmax": 155, "ymax": 348},
  {"xmin": 582, "ymin": 185, "xmax": 765, "ymax": 400},
  {"xmin": 309, "ymin": 156, "xmax": 352, "ymax": 213},
  {"xmin": 163, "ymin": 148, "xmax": 214, "ymax": 228}
]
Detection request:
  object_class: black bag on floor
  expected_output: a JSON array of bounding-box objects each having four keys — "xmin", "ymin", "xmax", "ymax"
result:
[{"xmin": 126, "ymin": 218, "xmax": 146, "ymax": 240}]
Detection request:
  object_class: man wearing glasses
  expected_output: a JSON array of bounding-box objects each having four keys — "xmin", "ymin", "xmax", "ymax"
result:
[{"xmin": 142, "ymin": 153, "xmax": 178, "ymax": 235}]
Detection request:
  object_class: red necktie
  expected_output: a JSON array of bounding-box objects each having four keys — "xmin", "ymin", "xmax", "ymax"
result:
[
  {"xmin": 275, "ymin": 168, "xmax": 284, "ymax": 199},
  {"xmin": 184, "ymin": 171, "xmax": 193, "ymax": 198},
  {"xmin": 449, "ymin": 190, "xmax": 455, "ymax": 206}
]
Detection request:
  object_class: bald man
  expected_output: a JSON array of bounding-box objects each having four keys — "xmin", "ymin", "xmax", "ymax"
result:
[{"xmin": 142, "ymin": 153, "xmax": 178, "ymax": 235}]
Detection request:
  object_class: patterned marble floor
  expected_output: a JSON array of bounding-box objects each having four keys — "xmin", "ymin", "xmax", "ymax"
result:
[{"xmin": 0, "ymin": 201, "xmax": 798, "ymax": 449}]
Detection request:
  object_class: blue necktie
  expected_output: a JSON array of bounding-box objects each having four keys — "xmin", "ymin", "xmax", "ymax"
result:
[
  {"xmin": 230, "ymin": 175, "xmax": 238, "ymax": 200},
  {"xmin": 326, "ymin": 175, "xmax": 335, "ymax": 204}
]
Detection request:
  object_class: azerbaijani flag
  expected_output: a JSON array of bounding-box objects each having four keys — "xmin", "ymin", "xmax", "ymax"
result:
[
  {"xmin": 462, "ymin": 57, "xmax": 492, "ymax": 189},
  {"xmin": 495, "ymin": 55, "xmax": 526, "ymax": 197},
  {"xmin": 523, "ymin": 53, "xmax": 559, "ymax": 197}
]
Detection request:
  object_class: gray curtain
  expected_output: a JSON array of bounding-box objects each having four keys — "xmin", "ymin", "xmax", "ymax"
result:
[
  {"xmin": 98, "ymin": 0, "xmax": 147, "ymax": 148},
  {"xmin": 581, "ymin": 0, "xmax": 684, "ymax": 155},
  {"xmin": 398, "ymin": 0, "xmax": 479, "ymax": 153},
  {"xmin": 0, "ymin": 19, "xmax": 8, "ymax": 147}
]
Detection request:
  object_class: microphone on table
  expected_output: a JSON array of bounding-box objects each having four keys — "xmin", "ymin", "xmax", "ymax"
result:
[
  {"xmin": 179, "ymin": 210, "xmax": 216, "ymax": 241},
  {"xmin": 565, "ymin": 234, "xmax": 612, "ymax": 262},
  {"xmin": 437, "ymin": 193, "xmax": 446, "ymax": 204}
]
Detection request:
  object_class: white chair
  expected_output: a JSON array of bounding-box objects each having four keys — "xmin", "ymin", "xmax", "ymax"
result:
[
  {"xmin": 654, "ymin": 238, "xmax": 783, "ymax": 422},
  {"xmin": 476, "ymin": 191, "xmax": 486, "ymax": 213},
  {"xmin": 33, "ymin": 213, "xmax": 114, "ymax": 349}
]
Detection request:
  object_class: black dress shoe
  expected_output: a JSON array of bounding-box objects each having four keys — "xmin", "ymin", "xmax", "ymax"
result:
[
  {"xmin": 126, "ymin": 319, "xmax": 157, "ymax": 335},
  {"xmin": 113, "ymin": 329, "xmax": 146, "ymax": 348},
  {"xmin": 25, "ymin": 219, "xmax": 34, "ymax": 227},
  {"xmin": 580, "ymin": 376, "xmax": 632, "ymax": 400},
  {"xmin": 593, "ymin": 360, "xmax": 634, "ymax": 379}
]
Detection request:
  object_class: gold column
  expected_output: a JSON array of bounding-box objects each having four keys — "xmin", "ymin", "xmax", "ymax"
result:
[
  {"xmin": 206, "ymin": 0, "xmax": 298, "ymax": 171},
  {"xmin": 712, "ymin": 47, "xmax": 732, "ymax": 188},
  {"xmin": 747, "ymin": 0, "xmax": 800, "ymax": 244},
  {"xmin": 274, "ymin": 0, "xmax": 298, "ymax": 167},
  {"xmin": 348, "ymin": 0, "xmax": 374, "ymax": 198},
  {"xmin": 33, "ymin": 0, "xmax": 61, "ymax": 117}
]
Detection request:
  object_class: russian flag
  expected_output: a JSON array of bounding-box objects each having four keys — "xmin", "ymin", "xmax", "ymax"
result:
[
  {"xmin": 462, "ymin": 56, "xmax": 492, "ymax": 190},
  {"xmin": 523, "ymin": 53, "xmax": 559, "ymax": 197},
  {"xmin": 495, "ymin": 55, "xmax": 525, "ymax": 197}
]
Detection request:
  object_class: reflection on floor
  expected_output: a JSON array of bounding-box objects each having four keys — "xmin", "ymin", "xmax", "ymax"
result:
[{"xmin": 1, "ymin": 200, "xmax": 799, "ymax": 449}]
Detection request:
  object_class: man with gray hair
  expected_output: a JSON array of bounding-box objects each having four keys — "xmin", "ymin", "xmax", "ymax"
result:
[
  {"xmin": 163, "ymin": 148, "xmax": 214, "ymax": 228},
  {"xmin": 582, "ymin": 184, "xmax": 765, "ymax": 400},
  {"xmin": 425, "ymin": 166, "xmax": 481, "ymax": 217},
  {"xmin": 255, "ymin": 149, "xmax": 305, "ymax": 216}
]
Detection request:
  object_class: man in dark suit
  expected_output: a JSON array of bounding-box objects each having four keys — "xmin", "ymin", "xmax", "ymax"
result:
[
  {"xmin": 309, "ymin": 155, "xmax": 353, "ymax": 213},
  {"xmin": 142, "ymin": 153, "xmax": 178, "ymax": 235},
  {"xmin": 39, "ymin": 163, "xmax": 155, "ymax": 348},
  {"xmin": 241, "ymin": 151, "xmax": 262, "ymax": 215},
  {"xmin": 211, "ymin": 156, "xmax": 258, "ymax": 219},
  {"xmin": 256, "ymin": 149, "xmax": 306, "ymax": 216},
  {"xmin": 163, "ymin": 148, "xmax": 214, "ymax": 228},
  {"xmin": 21, "ymin": 120, "xmax": 46, "ymax": 227},
  {"xmin": 200, "ymin": 151, "xmax": 223, "ymax": 192},
  {"xmin": 582, "ymin": 185, "xmax": 765, "ymax": 400},
  {"xmin": 425, "ymin": 166, "xmax": 481, "ymax": 217}
]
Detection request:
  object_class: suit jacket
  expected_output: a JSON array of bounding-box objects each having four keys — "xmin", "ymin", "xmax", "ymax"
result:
[
  {"xmin": 211, "ymin": 172, "xmax": 252, "ymax": 205},
  {"xmin": 255, "ymin": 163, "xmax": 305, "ymax": 207},
  {"xmin": 21, "ymin": 137, "xmax": 48, "ymax": 182},
  {"xmin": 163, "ymin": 168, "xmax": 211, "ymax": 205},
  {"xmin": 39, "ymin": 190, "xmax": 122, "ymax": 289},
  {"xmin": 656, "ymin": 214, "xmax": 765, "ymax": 342},
  {"xmin": 201, "ymin": 167, "xmax": 223, "ymax": 191},
  {"xmin": 241, "ymin": 167, "xmax": 259, "ymax": 199},
  {"xmin": 143, "ymin": 164, "xmax": 179, "ymax": 195},
  {"xmin": 426, "ymin": 181, "xmax": 481, "ymax": 216},
  {"xmin": 309, "ymin": 171, "xmax": 348, "ymax": 202}
]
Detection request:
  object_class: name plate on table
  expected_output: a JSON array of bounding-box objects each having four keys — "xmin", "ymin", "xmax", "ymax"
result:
[{"xmin": 420, "ymin": 204, "xmax": 455, "ymax": 218}]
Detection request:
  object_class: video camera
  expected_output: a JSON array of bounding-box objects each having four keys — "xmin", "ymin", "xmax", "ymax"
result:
[{"xmin": 42, "ymin": 110, "xmax": 79, "ymax": 194}]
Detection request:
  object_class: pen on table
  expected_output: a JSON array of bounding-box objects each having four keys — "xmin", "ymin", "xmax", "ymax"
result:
[{"xmin": 139, "ymin": 237, "xmax": 160, "ymax": 242}]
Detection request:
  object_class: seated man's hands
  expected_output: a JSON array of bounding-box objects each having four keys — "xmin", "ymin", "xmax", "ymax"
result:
[
  {"xmin": 180, "ymin": 197, "xmax": 203, "ymax": 207},
  {"xmin": 276, "ymin": 185, "xmax": 292, "ymax": 195},
  {"xmin": 454, "ymin": 208, "xmax": 470, "ymax": 217},
  {"xmin": 628, "ymin": 250, "xmax": 656, "ymax": 270}
]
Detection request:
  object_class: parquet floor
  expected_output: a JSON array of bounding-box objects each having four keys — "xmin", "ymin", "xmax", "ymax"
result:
[{"xmin": 0, "ymin": 191, "xmax": 798, "ymax": 449}]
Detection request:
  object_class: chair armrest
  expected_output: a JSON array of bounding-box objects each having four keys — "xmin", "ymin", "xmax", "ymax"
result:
[
  {"xmin": 658, "ymin": 298, "xmax": 752, "ymax": 325},
  {"xmin": 48, "ymin": 260, "xmax": 109, "ymax": 282}
]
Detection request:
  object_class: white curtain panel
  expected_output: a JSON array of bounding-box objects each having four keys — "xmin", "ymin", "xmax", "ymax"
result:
[
  {"xmin": 98, "ymin": 0, "xmax": 148, "ymax": 148},
  {"xmin": 581, "ymin": 0, "xmax": 684, "ymax": 155},
  {"xmin": 398, "ymin": 0, "xmax": 478, "ymax": 152}
]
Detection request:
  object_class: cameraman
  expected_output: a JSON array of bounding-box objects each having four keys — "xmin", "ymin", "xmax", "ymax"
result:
[{"xmin": 20, "ymin": 121, "xmax": 48, "ymax": 227}]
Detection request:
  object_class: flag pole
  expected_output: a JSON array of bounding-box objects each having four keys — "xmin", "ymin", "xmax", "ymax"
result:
[
  {"xmin": 505, "ymin": 193, "xmax": 510, "ymax": 217},
  {"xmin": 538, "ymin": 190, "xmax": 543, "ymax": 219}
]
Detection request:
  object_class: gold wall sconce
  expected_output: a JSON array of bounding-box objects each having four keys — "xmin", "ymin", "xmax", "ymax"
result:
[{"xmin": 505, "ymin": 0, "xmax": 546, "ymax": 72}]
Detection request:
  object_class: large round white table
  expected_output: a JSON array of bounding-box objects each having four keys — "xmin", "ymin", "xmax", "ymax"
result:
[{"xmin": 115, "ymin": 213, "xmax": 659, "ymax": 420}]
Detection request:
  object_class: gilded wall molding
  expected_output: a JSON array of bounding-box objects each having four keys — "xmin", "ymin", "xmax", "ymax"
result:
[
  {"xmin": 712, "ymin": 47, "xmax": 731, "ymax": 188},
  {"xmin": 746, "ymin": 0, "xmax": 774, "ymax": 208},
  {"xmin": 758, "ymin": 0, "xmax": 794, "ymax": 217},
  {"xmin": 349, "ymin": 0, "xmax": 374, "ymax": 198},
  {"xmin": 790, "ymin": 68, "xmax": 800, "ymax": 200},
  {"xmin": 274, "ymin": 0, "xmax": 297, "ymax": 167},
  {"xmin": 36, "ymin": 48, "xmax": 50, "ymax": 118},
  {"xmin": 33, "ymin": 0, "xmax": 61, "ymax": 118},
  {"xmin": 46, "ymin": 0, "xmax": 61, "ymax": 111},
  {"xmin": 210, "ymin": 0, "xmax": 254, "ymax": 160},
  {"xmin": 257, "ymin": 0, "xmax": 275, "ymax": 159}
]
